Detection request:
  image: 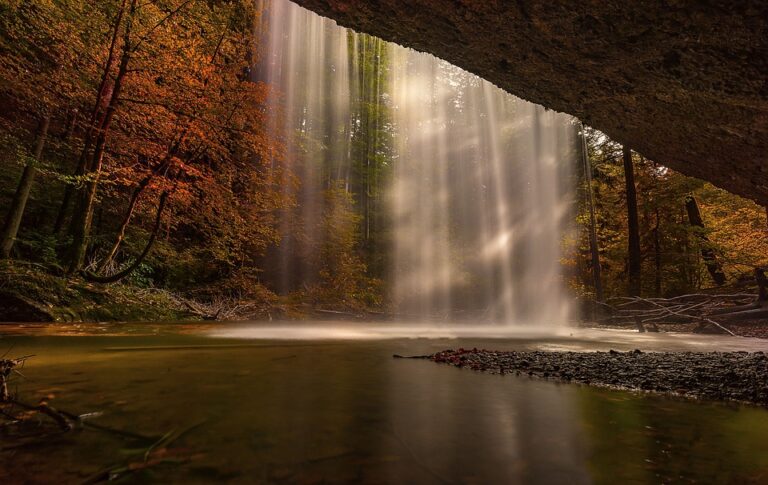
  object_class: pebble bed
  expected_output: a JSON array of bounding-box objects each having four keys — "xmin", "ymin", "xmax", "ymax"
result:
[{"xmin": 428, "ymin": 348, "xmax": 768, "ymax": 406}]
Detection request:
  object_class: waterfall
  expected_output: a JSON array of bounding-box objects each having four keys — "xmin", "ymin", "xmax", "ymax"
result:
[
  {"xmin": 256, "ymin": 0, "xmax": 353, "ymax": 292},
  {"xmin": 258, "ymin": 0, "xmax": 576, "ymax": 326}
]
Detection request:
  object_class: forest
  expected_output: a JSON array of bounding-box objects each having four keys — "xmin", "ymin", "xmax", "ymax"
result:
[
  {"xmin": 1, "ymin": 1, "xmax": 768, "ymax": 483},
  {"xmin": 0, "ymin": 0, "xmax": 766, "ymax": 325}
]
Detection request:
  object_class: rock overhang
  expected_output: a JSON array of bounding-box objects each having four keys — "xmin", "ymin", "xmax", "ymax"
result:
[{"xmin": 292, "ymin": 0, "xmax": 768, "ymax": 205}]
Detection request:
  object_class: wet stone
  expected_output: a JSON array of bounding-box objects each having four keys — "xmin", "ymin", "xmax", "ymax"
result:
[{"xmin": 427, "ymin": 349, "xmax": 768, "ymax": 407}]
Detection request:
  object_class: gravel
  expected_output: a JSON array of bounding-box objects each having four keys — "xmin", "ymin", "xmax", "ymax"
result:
[{"xmin": 426, "ymin": 348, "xmax": 768, "ymax": 406}]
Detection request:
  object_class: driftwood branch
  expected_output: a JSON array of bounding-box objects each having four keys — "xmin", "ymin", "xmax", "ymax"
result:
[
  {"xmin": 600, "ymin": 271, "xmax": 768, "ymax": 335},
  {"xmin": 1, "ymin": 355, "xmax": 33, "ymax": 402},
  {"xmin": 2, "ymin": 355, "xmax": 80, "ymax": 432},
  {"xmin": 4, "ymin": 398, "xmax": 79, "ymax": 431},
  {"xmin": 639, "ymin": 297, "xmax": 736, "ymax": 336}
]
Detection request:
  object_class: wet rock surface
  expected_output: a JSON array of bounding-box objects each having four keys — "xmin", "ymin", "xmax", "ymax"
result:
[
  {"xmin": 428, "ymin": 348, "xmax": 768, "ymax": 406},
  {"xmin": 294, "ymin": 0, "xmax": 768, "ymax": 205}
]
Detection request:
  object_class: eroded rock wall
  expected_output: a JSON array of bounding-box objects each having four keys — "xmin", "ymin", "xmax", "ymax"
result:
[{"xmin": 293, "ymin": 0, "xmax": 768, "ymax": 205}]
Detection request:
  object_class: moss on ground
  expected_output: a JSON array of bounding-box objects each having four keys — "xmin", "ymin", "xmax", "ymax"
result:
[{"xmin": 0, "ymin": 261, "xmax": 187, "ymax": 322}]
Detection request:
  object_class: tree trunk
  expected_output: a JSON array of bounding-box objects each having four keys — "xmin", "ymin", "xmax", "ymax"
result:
[
  {"xmin": 53, "ymin": 0, "xmax": 127, "ymax": 236},
  {"xmin": 63, "ymin": 108, "xmax": 79, "ymax": 140},
  {"xmin": 623, "ymin": 146, "xmax": 641, "ymax": 296},
  {"xmin": 756, "ymin": 267, "xmax": 767, "ymax": 302},
  {"xmin": 653, "ymin": 207, "xmax": 662, "ymax": 297},
  {"xmin": 96, "ymin": 165, "xmax": 166, "ymax": 272},
  {"xmin": 96, "ymin": 181, "xmax": 145, "ymax": 273},
  {"xmin": 580, "ymin": 124, "xmax": 603, "ymax": 301},
  {"xmin": 1, "ymin": 116, "xmax": 51, "ymax": 258},
  {"xmin": 83, "ymin": 191, "xmax": 168, "ymax": 283},
  {"xmin": 67, "ymin": 3, "xmax": 134, "ymax": 274},
  {"xmin": 685, "ymin": 195, "xmax": 726, "ymax": 286}
]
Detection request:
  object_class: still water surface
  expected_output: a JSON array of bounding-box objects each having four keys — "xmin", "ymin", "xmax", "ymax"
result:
[{"xmin": 1, "ymin": 323, "xmax": 767, "ymax": 484}]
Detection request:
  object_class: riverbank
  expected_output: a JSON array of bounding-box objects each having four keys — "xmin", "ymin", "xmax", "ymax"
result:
[
  {"xmin": 2, "ymin": 261, "xmax": 766, "ymax": 341},
  {"xmin": 583, "ymin": 320, "xmax": 768, "ymax": 340},
  {"xmin": 427, "ymin": 348, "xmax": 768, "ymax": 407},
  {"xmin": 0, "ymin": 262, "xmax": 374, "ymax": 323},
  {"xmin": 0, "ymin": 262, "xmax": 190, "ymax": 322}
]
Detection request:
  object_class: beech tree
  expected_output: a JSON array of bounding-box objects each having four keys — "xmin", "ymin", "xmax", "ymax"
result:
[
  {"xmin": 0, "ymin": 0, "xmax": 95, "ymax": 257},
  {"xmin": 0, "ymin": 117, "xmax": 50, "ymax": 258},
  {"xmin": 575, "ymin": 127, "xmax": 768, "ymax": 299},
  {"xmin": 0, "ymin": 0, "xmax": 286, "ymax": 291},
  {"xmin": 623, "ymin": 146, "xmax": 641, "ymax": 296}
]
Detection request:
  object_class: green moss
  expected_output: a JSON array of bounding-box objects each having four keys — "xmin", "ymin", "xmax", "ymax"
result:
[{"xmin": 0, "ymin": 261, "xmax": 188, "ymax": 322}]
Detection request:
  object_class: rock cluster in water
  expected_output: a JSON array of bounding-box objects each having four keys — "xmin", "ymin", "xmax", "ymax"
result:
[{"xmin": 429, "ymin": 348, "xmax": 768, "ymax": 406}]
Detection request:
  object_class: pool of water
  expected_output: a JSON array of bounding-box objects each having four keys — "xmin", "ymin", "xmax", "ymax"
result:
[{"xmin": 2, "ymin": 322, "xmax": 768, "ymax": 483}]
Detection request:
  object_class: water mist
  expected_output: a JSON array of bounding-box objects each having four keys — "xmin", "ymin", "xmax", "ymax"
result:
[{"xmin": 257, "ymin": 0, "xmax": 577, "ymax": 327}]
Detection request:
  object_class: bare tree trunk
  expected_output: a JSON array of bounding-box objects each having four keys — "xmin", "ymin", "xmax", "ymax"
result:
[
  {"xmin": 96, "ymin": 181, "xmax": 145, "ymax": 273},
  {"xmin": 623, "ymin": 146, "xmax": 641, "ymax": 296},
  {"xmin": 1, "ymin": 116, "xmax": 51, "ymax": 258},
  {"xmin": 83, "ymin": 191, "xmax": 169, "ymax": 283},
  {"xmin": 653, "ymin": 207, "xmax": 662, "ymax": 297},
  {"xmin": 580, "ymin": 123, "xmax": 603, "ymax": 301},
  {"xmin": 96, "ymin": 162, "xmax": 168, "ymax": 272},
  {"xmin": 685, "ymin": 195, "xmax": 726, "ymax": 286},
  {"xmin": 53, "ymin": 0, "xmax": 127, "ymax": 236},
  {"xmin": 67, "ymin": 2, "xmax": 135, "ymax": 274}
]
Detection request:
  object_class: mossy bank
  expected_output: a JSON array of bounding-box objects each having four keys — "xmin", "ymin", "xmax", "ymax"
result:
[{"xmin": 0, "ymin": 261, "xmax": 187, "ymax": 322}]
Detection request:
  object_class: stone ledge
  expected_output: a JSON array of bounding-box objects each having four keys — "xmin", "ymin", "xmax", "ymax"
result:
[{"xmin": 294, "ymin": 0, "xmax": 768, "ymax": 205}]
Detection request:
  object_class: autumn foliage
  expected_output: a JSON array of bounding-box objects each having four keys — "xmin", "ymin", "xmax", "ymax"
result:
[
  {"xmin": 0, "ymin": 1, "xmax": 765, "ymax": 320},
  {"xmin": 571, "ymin": 127, "xmax": 768, "ymax": 300},
  {"xmin": 0, "ymin": 1, "xmax": 287, "ymax": 299}
]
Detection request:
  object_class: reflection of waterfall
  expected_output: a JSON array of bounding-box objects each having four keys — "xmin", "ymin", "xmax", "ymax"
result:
[
  {"xmin": 385, "ymin": 352, "xmax": 591, "ymax": 483},
  {"xmin": 258, "ymin": 0, "xmax": 576, "ymax": 325}
]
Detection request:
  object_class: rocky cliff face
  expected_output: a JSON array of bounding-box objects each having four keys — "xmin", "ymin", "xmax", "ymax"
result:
[{"xmin": 293, "ymin": 0, "xmax": 768, "ymax": 205}]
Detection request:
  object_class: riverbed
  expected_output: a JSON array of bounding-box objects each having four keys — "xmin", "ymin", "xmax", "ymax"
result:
[{"xmin": 1, "ymin": 322, "xmax": 767, "ymax": 483}]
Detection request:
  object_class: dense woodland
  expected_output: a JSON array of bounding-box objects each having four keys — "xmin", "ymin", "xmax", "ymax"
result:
[
  {"xmin": 574, "ymin": 129, "xmax": 768, "ymax": 301},
  {"xmin": 0, "ymin": 0, "xmax": 766, "ymax": 322}
]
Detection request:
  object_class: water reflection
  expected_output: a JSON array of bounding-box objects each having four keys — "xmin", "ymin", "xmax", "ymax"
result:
[
  {"xmin": 2, "ymin": 329, "xmax": 768, "ymax": 483},
  {"xmin": 385, "ymin": 360, "xmax": 591, "ymax": 483}
]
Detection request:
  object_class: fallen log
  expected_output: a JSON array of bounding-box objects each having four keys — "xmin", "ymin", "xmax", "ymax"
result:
[
  {"xmin": 706, "ymin": 268, "xmax": 767, "ymax": 321},
  {"xmin": 600, "ymin": 269, "xmax": 768, "ymax": 333}
]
